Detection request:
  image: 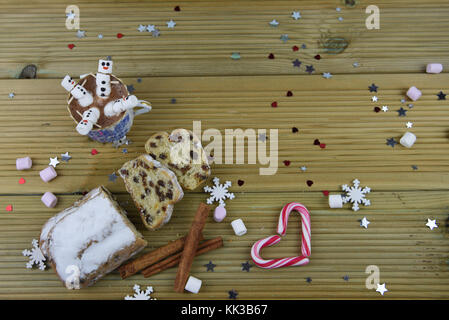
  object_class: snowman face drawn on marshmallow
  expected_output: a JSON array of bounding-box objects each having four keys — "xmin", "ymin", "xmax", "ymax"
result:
[
  {"xmin": 76, "ymin": 119, "xmax": 93, "ymax": 135},
  {"xmin": 61, "ymin": 75, "xmax": 76, "ymax": 92},
  {"xmin": 98, "ymin": 59, "xmax": 113, "ymax": 74}
]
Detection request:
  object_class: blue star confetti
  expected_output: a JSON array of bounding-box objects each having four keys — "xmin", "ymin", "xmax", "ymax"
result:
[
  {"xmin": 127, "ymin": 84, "xmax": 135, "ymax": 94},
  {"xmin": 292, "ymin": 59, "xmax": 301, "ymax": 67},
  {"xmin": 241, "ymin": 261, "xmax": 252, "ymax": 272},
  {"xmin": 437, "ymin": 91, "xmax": 446, "ymax": 100},
  {"xmin": 228, "ymin": 289, "xmax": 238, "ymax": 299},
  {"xmin": 343, "ymin": 275, "xmax": 350, "ymax": 281},
  {"xmin": 412, "ymin": 165, "xmax": 418, "ymax": 170},
  {"xmin": 305, "ymin": 65, "xmax": 315, "ymax": 74},
  {"xmin": 306, "ymin": 277, "xmax": 312, "ymax": 283},
  {"xmin": 61, "ymin": 152, "xmax": 72, "ymax": 162},
  {"xmin": 122, "ymin": 148, "xmax": 128, "ymax": 154},
  {"xmin": 397, "ymin": 107, "xmax": 407, "ymax": 117},
  {"xmin": 204, "ymin": 261, "xmax": 216, "ymax": 272},
  {"xmin": 108, "ymin": 172, "xmax": 118, "ymax": 182},
  {"xmin": 280, "ymin": 34, "xmax": 289, "ymax": 43},
  {"xmin": 386, "ymin": 137, "xmax": 398, "ymax": 148},
  {"xmin": 171, "ymin": 98, "xmax": 177, "ymax": 104},
  {"xmin": 368, "ymin": 83, "xmax": 378, "ymax": 92}
]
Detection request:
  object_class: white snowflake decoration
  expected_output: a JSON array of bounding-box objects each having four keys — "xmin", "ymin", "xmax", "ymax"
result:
[
  {"xmin": 124, "ymin": 284, "xmax": 155, "ymax": 300},
  {"xmin": 342, "ymin": 179, "xmax": 371, "ymax": 211},
  {"xmin": 204, "ymin": 177, "xmax": 235, "ymax": 207},
  {"xmin": 22, "ymin": 239, "xmax": 46, "ymax": 270}
]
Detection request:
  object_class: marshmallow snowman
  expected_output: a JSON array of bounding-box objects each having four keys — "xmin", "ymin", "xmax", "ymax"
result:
[
  {"xmin": 71, "ymin": 85, "xmax": 94, "ymax": 107},
  {"xmin": 98, "ymin": 59, "xmax": 113, "ymax": 74},
  {"xmin": 104, "ymin": 95, "xmax": 139, "ymax": 117},
  {"xmin": 61, "ymin": 74, "xmax": 94, "ymax": 107},
  {"xmin": 76, "ymin": 107, "xmax": 100, "ymax": 135},
  {"xmin": 61, "ymin": 75, "xmax": 76, "ymax": 92},
  {"xmin": 95, "ymin": 73, "xmax": 111, "ymax": 99}
]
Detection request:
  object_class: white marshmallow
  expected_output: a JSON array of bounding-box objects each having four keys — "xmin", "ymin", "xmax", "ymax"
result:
[
  {"xmin": 231, "ymin": 218, "xmax": 247, "ymax": 236},
  {"xmin": 104, "ymin": 95, "xmax": 139, "ymax": 117},
  {"xmin": 71, "ymin": 85, "xmax": 94, "ymax": 107},
  {"xmin": 61, "ymin": 75, "xmax": 76, "ymax": 92},
  {"xmin": 98, "ymin": 59, "xmax": 113, "ymax": 74},
  {"xmin": 76, "ymin": 108, "xmax": 100, "ymax": 135},
  {"xmin": 184, "ymin": 276, "xmax": 202, "ymax": 294},
  {"xmin": 95, "ymin": 73, "xmax": 111, "ymax": 99},
  {"xmin": 400, "ymin": 132, "xmax": 416, "ymax": 148},
  {"xmin": 329, "ymin": 194, "xmax": 343, "ymax": 208}
]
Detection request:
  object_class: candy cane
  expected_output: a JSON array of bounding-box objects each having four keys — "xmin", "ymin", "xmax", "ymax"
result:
[
  {"xmin": 250, "ymin": 202, "xmax": 311, "ymax": 269},
  {"xmin": 251, "ymin": 235, "xmax": 310, "ymax": 269},
  {"xmin": 277, "ymin": 202, "xmax": 311, "ymax": 257}
]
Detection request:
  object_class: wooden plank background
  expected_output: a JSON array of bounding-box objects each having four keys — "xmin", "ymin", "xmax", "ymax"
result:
[{"xmin": 0, "ymin": 0, "xmax": 448, "ymax": 299}]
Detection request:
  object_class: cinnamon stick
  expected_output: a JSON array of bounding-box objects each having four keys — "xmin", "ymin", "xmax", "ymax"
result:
[
  {"xmin": 142, "ymin": 237, "xmax": 223, "ymax": 278},
  {"xmin": 174, "ymin": 203, "xmax": 210, "ymax": 292},
  {"xmin": 119, "ymin": 234, "xmax": 202, "ymax": 279}
]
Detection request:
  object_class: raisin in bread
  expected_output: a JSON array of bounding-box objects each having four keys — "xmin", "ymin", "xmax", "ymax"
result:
[
  {"xmin": 144, "ymin": 129, "xmax": 211, "ymax": 190},
  {"xmin": 118, "ymin": 155, "xmax": 184, "ymax": 230},
  {"xmin": 39, "ymin": 186, "xmax": 147, "ymax": 289}
]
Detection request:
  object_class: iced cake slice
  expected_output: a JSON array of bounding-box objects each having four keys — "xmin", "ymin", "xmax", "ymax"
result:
[
  {"xmin": 118, "ymin": 155, "xmax": 184, "ymax": 230},
  {"xmin": 39, "ymin": 186, "xmax": 147, "ymax": 289},
  {"xmin": 144, "ymin": 129, "xmax": 211, "ymax": 190}
]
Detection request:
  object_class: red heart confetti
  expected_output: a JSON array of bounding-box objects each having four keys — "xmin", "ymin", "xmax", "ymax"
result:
[
  {"xmin": 322, "ymin": 190, "xmax": 329, "ymax": 196},
  {"xmin": 237, "ymin": 180, "xmax": 245, "ymax": 186},
  {"xmin": 283, "ymin": 160, "xmax": 291, "ymax": 166},
  {"xmin": 91, "ymin": 149, "xmax": 99, "ymax": 155},
  {"xmin": 292, "ymin": 127, "xmax": 299, "ymax": 133},
  {"xmin": 292, "ymin": 45, "xmax": 299, "ymax": 51},
  {"xmin": 268, "ymin": 53, "xmax": 275, "ymax": 59},
  {"xmin": 271, "ymin": 101, "xmax": 278, "ymax": 108},
  {"xmin": 117, "ymin": 33, "xmax": 124, "ymax": 38},
  {"xmin": 174, "ymin": 6, "xmax": 181, "ymax": 11},
  {"xmin": 68, "ymin": 44, "xmax": 75, "ymax": 50},
  {"xmin": 313, "ymin": 139, "xmax": 320, "ymax": 145},
  {"xmin": 18, "ymin": 178, "xmax": 26, "ymax": 184},
  {"xmin": 314, "ymin": 54, "xmax": 321, "ymax": 60},
  {"xmin": 306, "ymin": 180, "xmax": 314, "ymax": 187},
  {"xmin": 374, "ymin": 107, "xmax": 381, "ymax": 113},
  {"xmin": 320, "ymin": 143, "xmax": 326, "ymax": 149},
  {"xmin": 5, "ymin": 205, "xmax": 12, "ymax": 212},
  {"xmin": 286, "ymin": 91, "xmax": 293, "ymax": 97}
]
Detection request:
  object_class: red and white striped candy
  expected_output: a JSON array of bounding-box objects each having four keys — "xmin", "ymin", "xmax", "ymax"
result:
[{"xmin": 251, "ymin": 202, "xmax": 311, "ymax": 269}]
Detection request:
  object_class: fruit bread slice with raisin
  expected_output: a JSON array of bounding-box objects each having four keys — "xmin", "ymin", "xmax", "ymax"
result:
[
  {"xmin": 118, "ymin": 154, "xmax": 184, "ymax": 230},
  {"xmin": 144, "ymin": 128, "xmax": 211, "ymax": 190}
]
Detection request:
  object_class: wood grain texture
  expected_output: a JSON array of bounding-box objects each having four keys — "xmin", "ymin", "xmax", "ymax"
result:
[
  {"xmin": 1, "ymin": 192, "xmax": 448, "ymax": 299},
  {"xmin": 1, "ymin": 0, "xmax": 449, "ymax": 78}
]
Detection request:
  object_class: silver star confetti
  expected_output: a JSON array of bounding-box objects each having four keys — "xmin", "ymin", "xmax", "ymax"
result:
[
  {"xmin": 166, "ymin": 20, "xmax": 176, "ymax": 28},
  {"xmin": 322, "ymin": 72, "xmax": 332, "ymax": 79},
  {"xmin": 406, "ymin": 121, "xmax": 413, "ymax": 128},
  {"xmin": 8, "ymin": 93, "xmax": 14, "ymax": 99},
  {"xmin": 49, "ymin": 157, "xmax": 60, "ymax": 168},
  {"xmin": 269, "ymin": 19, "xmax": 279, "ymax": 27},
  {"xmin": 371, "ymin": 96, "xmax": 378, "ymax": 102},
  {"xmin": 360, "ymin": 217, "xmax": 370, "ymax": 229},
  {"xmin": 61, "ymin": 152, "xmax": 72, "ymax": 162},
  {"xmin": 137, "ymin": 24, "xmax": 146, "ymax": 32},
  {"xmin": 291, "ymin": 11, "xmax": 301, "ymax": 20},
  {"xmin": 76, "ymin": 30, "xmax": 86, "ymax": 39},
  {"xmin": 381, "ymin": 106, "xmax": 389, "ymax": 112},
  {"xmin": 376, "ymin": 283, "xmax": 388, "ymax": 296},
  {"xmin": 426, "ymin": 219, "xmax": 438, "ymax": 230},
  {"xmin": 146, "ymin": 25, "xmax": 155, "ymax": 32},
  {"xmin": 280, "ymin": 34, "xmax": 289, "ymax": 43}
]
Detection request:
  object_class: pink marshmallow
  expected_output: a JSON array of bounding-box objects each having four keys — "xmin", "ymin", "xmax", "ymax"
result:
[
  {"xmin": 40, "ymin": 166, "xmax": 57, "ymax": 182},
  {"xmin": 406, "ymin": 86, "xmax": 422, "ymax": 101},
  {"xmin": 41, "ymin": 192, "xmax": 57, "ymax": 208},
  {"xmin": 16, "ymin": 157, "xmax": 32, "ymax": 170},
  {"xmin": 426, "ymin": 63, "xmax": 443, "ymax": 74},
  {"xmin": 213, "ymin": 206, "xmax": 227, "ymax": 222}
]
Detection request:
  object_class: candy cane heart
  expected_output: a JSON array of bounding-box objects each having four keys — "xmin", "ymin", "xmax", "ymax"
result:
[
  {"xmin": 277, "ymin": 202, "xmax": 311, "ymax": 257},
  {"xmin": 251, "ymin": 235, "xmax": 310, "ymax": 269}
]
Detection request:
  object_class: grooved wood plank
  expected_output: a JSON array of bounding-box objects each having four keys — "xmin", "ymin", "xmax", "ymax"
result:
[
  {"xmin": 1, "ymin": 0, "xmax": 449, "ymax": 78},
  {"xmin": 0, "ymin": 74, "xmax": 448, "ymax": 194},
  {"xmin": 0, "ymin": 192, "xmax": 448, "ymax": 299}
]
